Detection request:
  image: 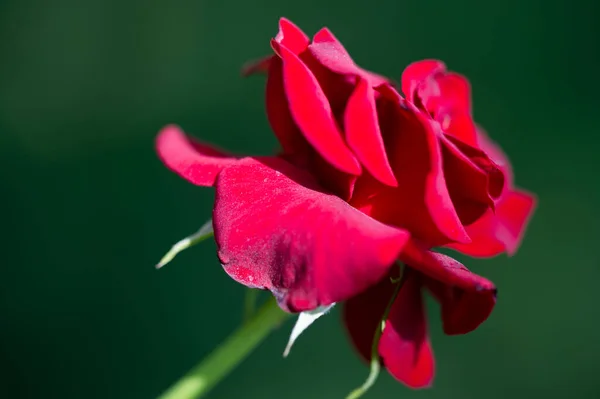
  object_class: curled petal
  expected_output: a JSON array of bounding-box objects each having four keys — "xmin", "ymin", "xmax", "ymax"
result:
[
  {"xmin": 447, "ymin": 128, "xmax": 537, "ymax": 257},
  {"xmin": 369, "ymin": 86, "xmax": 470, "ymax": 245},
  {"xmin": 425, "ymin": 271, "xmax": 496, "ymax": 335},
  {"xmin": 274, "ymin": 17, "xmax": 309, "ymax": 54},
  {"xmin": 155, "ymin": 125, "xmax": 238, "ymax": 187},
  {"xmin": 448, "ymin": 189, "xmax": 537, "ymax": 257},
  {"xmin": 441, "ymin": 135, "xmax": 504, "ymax": 225},
  {"xmin": 277, "ymin": 44, "xmax": 361, "ymax": 175},
  {"xmin": 213, "ymin": 157, "xmax": 410, "ymax": 312},
  {"xmin": 401, "ymin": 244, "xmax": 496, "ymax": 294},
  {"xmin": 345, "ymin": 78, "xmax": 397, "ymax": 187}
]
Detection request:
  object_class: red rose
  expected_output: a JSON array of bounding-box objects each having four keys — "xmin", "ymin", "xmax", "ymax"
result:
[{"xmin": 156, "ymin": 18, "xmax": 536, "ymax": 389}]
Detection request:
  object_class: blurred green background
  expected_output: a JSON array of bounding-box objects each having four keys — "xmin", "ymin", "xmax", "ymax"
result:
[{"xmin": 1, "ymin": 0, "xmax": 598, "ymax": 398}]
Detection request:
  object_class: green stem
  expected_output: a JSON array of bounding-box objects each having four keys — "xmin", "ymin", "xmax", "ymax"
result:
[
  {"xmin": 346, "ymin": 265, "xmax": 405, "ymax": 399},
  {"xmin": 158, "ymin": 297, "xmax": 290, "ymax": 399}
]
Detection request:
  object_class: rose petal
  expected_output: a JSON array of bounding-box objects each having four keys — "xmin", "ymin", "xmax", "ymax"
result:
[
  {"xmin": 379, "ymin": 271, "xmax": 435, "ymax": 388},
  {"xmin": 265, "ymin": 57, "xmax": 356, "ymax": 199},
  {"xmin": 277, "ymin": 44, "xmax": 361, "ymax": 175},
  {"xmin": 400, "ymin": 244, "xmax": 496, "ymax": 294},
  {"xmin": 213, "ymin": 157, "xmax": 410, "ymax": 312},
  {"xmin": 155, "ymin": 125, "xmax": 238, "ymax": 187},
  {"xmin": 444, "ymin": 134, "xmax": 504, "ymax": 199},
  {"xmin": 309, "ymin": 28, "xmax": 388, "ymax": 86},
  {"xmin": 401, "ymin": 60, "xmax": 446, "ymax": 104},
  {"xmin": 447, "ymin": 128, "xmax": 537, "ymax": 257},
  {"xmin": 448, "ymin": 189, "xmax": 537, "ymax": 257},
  {"xmin": 475, "ymin": 128, "xmax": 514, "ymax": 186},
  {"xmin": 343, "ymin": 270, "xmax": 435, "ymax": 389},
  {"xmin": 431, "ymin": 72, "xmax": 472, "ymax": 115},
  {"xmin": 265, "ymin": 57, "xmax": 311, "ymax": 158},
  {"xmin": 274, "ymin": 17, "xmax": 310, "ymax": 54},
  {"xmin": 441, "ymin": 135, "xmax": 504, "ymax": 225},
  {"xmin": 364, "ymin": 85, "xmax": 470, "ymax": 245},
  {"xmin": 425, "ymin": 275, "xmax": 496, "ymax": 336},
  {"xmin": 344, "ymin": 78, "xmax": 397, "ymax": 187}
]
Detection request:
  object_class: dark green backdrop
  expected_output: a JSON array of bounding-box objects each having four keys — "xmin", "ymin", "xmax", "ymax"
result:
[{"xmin": 1, "ymin": 0, "xmax": 598, "ymax": 398}]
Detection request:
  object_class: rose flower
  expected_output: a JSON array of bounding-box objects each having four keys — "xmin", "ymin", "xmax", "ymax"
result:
[{"xmin": 156, "ymin": 18, "xmax": 536, "ymax": 388}]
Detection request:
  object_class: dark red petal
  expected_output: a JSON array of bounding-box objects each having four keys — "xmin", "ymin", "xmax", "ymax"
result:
[
  {"xmin": 369, "ymin": 86, "xmax": 470, "ymax": 245},
  {"xmin": 445, "ymin": 134, "xmax": 505, "ymax": 199},
  {"xmin": 309, "ymin": 28, "xmax": 388, "ymax": 86},
  {"xmin": 379, "ymin": 272, "xmax": 435, "ymax": 388},
  {"xmin": 425, "ymin": 270, "xmax": 496, "ymax": 335},
  {"xmin": 448, "ymin": 189, "xmax": 537, "ymax": 257},
  {"xmin": 400, "ymin": 60, "xmax": 446, "ymax": 102},
  {"xmin": 344, "ymin": 78, "xmax": 397, "ymax": 187},
  {"xmin": 265, "ymin": 57, "xmax": 311, "ymax": 158},
  {"xmin": 278, "ymin": 44, "xmax": 361, "ymax": 175},
  {"xmin": 343, "ymin": 274, "xmax": 397, "ymax": 363},
  {"xmin": 441, "ymin": 135, "xmax": 504, "ymax": 225},
  {"xmin": 274, "ymin": 17, "xmax": 309, "ymax": 54},
  {"xmin": 343, "ymin": 270, "xmax": 434, "ymax": 389},
  {"xmin": 214, "ymin": 157, "xmax": 410, "ymax": 312},
  {"xmin": 400, "ymin": 244, "xmax": 495, "ymax": 294},
  {"xmin": 155, "ymin": 125, "xmax": 238, "ymax": 187}
]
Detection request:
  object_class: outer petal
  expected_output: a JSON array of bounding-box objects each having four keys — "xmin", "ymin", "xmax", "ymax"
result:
[
  {"xmin": 155, "ymin": 125, "xmax": 238, "ymax": 187},
  {"xmin": 265, "ymin": 57, "xmax": 312, "ymax": 158},
  {"xmin": 277, "ymin": 44, "xmax": 361, "ymax": 175},
  {"xmin": 343, "ymin": 270, "xmax": 434, "ymax": 389},
  {"xmin": 400, "ymin": 244, "xmax": 496, "ymax": 294},
  {"xmin": 363, "ymin": 85, "xmax": 470, "ymax": 245},
  {"xmin": 379, "ymin": 272, "xmax": 435, "ymax": 388},
  {"xmin": 425, "ymin": 274, "xmax": 496, "ymax": 336},
  {"xmin": 344, "ymin": 78, "xmax": 397, "ymax": 187},
  {"xmin": 213, "ymin": 157, "xmax": 410, "ymax": 312},
  {"xmin": 448, "ymin": 189, "xmax": 537, "ymax": 257}
]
